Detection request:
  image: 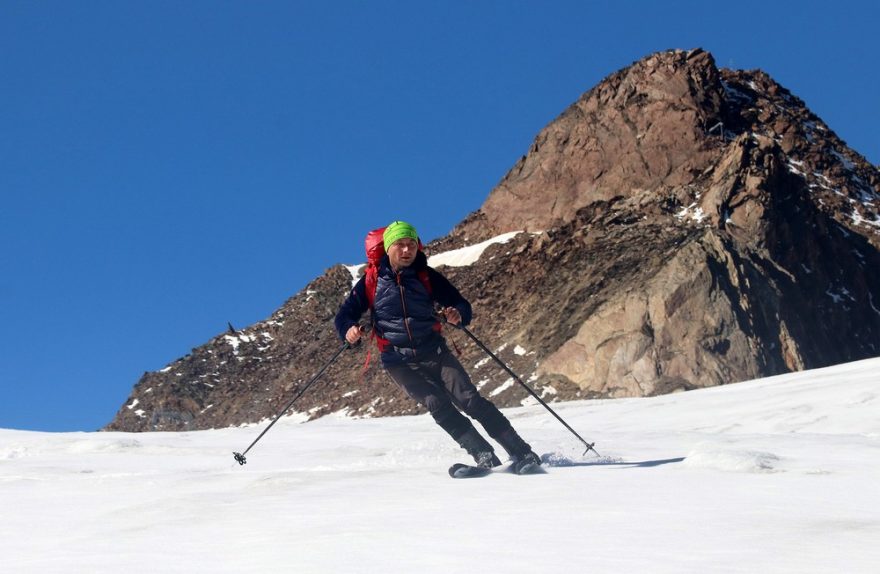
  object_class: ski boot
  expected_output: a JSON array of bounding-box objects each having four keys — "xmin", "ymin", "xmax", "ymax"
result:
[
  {"xmin": 456, "ymin": 428, "xmax": 502, "ymax": 468},
  {"xmin": 494, "ymin": 428, "xmax": 542, "ymax": 474}
]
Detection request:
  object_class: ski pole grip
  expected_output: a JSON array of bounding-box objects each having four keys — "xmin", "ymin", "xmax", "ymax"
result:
[{"xmin": 434, "ymin": 307, "xmax": 463, "ymax": 329}]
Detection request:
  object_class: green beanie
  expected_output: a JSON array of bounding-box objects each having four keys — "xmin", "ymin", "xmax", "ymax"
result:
[{"xmin": 383, "ymin": 221, "xmax": 419, "ymax": 252}]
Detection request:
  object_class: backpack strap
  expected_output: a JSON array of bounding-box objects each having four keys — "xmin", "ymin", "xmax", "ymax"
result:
[
  {"xmin": 364, "ymin": 264, "xmax": 379, "ymax": 309},
  {"xmin": 417, "ymin": 270, "xmax": 443, "ymax": 334},
  {"xmin": 363, "ymin": 264, "xmax": 390, "ymax": 355}
]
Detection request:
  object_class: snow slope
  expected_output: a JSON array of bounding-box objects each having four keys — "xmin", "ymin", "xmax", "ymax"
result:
[{"xmin": 2, "ymin": 358, "xmax": 878, "ymax": 573}]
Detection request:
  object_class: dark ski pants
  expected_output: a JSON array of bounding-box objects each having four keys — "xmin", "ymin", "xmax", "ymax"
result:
[{"xmin": 384, "ymin": 348, "xmax": 513, "ymax": 442}]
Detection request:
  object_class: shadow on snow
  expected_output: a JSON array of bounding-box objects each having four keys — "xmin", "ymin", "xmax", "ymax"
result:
[{"xmin": 546, "ymin": 456, "xmax": 686, "ymax": 469}]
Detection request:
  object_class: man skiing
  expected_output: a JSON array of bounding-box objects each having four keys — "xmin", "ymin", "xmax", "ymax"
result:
[{"xmin": 334, "ymin": 221, "xmax": 541, "ymax": 471}]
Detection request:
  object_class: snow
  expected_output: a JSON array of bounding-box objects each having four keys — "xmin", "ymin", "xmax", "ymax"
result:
[
  {"xmin": 721, "ymin": 80, "xmax": 752, "ymax": 105},
  {"xmin": 851, "ymin": 210, "xmax": 880, "ymax": 230},
  {"xmin": 488, "ymin": 377, "xmax": 515, "ymax": 397},
  {"xmin": 675, "ymin": 202, "xmax": 707, "ymax": 224},
  {"xmin": 787, "ymin": 159, "xmax": 807, "ymax": 177},
  {"xmin": 2, "ymin": 358, "xmax": 879, "ymax": 573},
  {"xmin": 427, "ymin": 231, "xmax": 523, "ymax": 268},
  {"xmin": 223, "ymin": 333, "xmax": 255, "ymax": 353},
  {"xmin": 344, "ymin": 264, "xmax": 363, "ymax": 287},
  {"xmin": 831, "ymin": 148, "xmax": 856, "ymax": 171}
]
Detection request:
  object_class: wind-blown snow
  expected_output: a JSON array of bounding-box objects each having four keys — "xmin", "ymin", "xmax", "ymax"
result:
[
  {"xmin": 2, "ymin": 358, "xmax": 879, "ymax": 573},
  {"xmin": 427, "ymin": 231, "xmax": 523, "ymax": 268}
]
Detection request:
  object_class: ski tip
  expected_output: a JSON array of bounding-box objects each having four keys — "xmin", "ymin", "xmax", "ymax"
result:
[{"xmin": 448, "ymin": 463, "xmax": 465, "ymax": 478}]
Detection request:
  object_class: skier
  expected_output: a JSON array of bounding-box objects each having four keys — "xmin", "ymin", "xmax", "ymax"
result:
[{"xmin": 335, "ymin": 221, "xmax": 541, "ymax": 470}]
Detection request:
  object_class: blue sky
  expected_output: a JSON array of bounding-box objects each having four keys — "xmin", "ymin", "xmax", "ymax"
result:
[{"xmin": 2, "ymin": 1, "xmax": 877, "ymax": 432}]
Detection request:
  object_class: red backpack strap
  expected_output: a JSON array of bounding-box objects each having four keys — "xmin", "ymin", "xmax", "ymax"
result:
[
  {"xmin": 360, "ymin": 345, "xmax": 373, "ymax": 380},
  {"xmin": 360, "ymin": 228, "xmax": 389, "ymax": 378},
  {"xmin": 364, "ymin": 264, "xmax": 379, "ymax": 309},
  {"xmin": 416, "ymin": 269, "xmax": 432, "ymax": 295},
  {"xmin": 362, "ymin": 263, "xmax": 390, "ymax": 368},
  {"xmin": 416, "ymin": 270, "xmax": 444, "ymax": 334}
]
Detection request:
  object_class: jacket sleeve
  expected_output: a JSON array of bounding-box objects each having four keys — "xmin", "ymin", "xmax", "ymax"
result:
[
  {"xmin": 426, "ymin": 267, "xmax": 473, "ymax": 327},
  {"xmin": 334, "ymin": 276, "xmax": 369, "ymax": 341}
]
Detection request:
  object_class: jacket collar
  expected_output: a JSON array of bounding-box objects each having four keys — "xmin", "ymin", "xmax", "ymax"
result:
[{"xmin": 379, "ymin": 251, "xmax": 428, "ymax": 277}]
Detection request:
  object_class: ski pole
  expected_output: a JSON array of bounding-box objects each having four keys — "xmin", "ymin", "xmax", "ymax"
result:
[
  {"xmin": 440, "ymin": 313, "xmax": 600, "ymax": 457},
  {"xmin": 233, "ymin": 340, "xmax": 351, "ymax": 465}
]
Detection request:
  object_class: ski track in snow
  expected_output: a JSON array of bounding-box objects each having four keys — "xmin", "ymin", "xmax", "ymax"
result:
[{"xmin": 1, "ymin": 357, "xmax": 879, "ymax": 573}]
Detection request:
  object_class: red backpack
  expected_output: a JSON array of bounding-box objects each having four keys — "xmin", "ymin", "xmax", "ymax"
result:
[{"xmin": 362, "ymin": 227, "xmax": 436, "ymax": 353}]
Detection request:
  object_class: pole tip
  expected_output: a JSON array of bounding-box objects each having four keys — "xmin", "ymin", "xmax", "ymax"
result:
[
  {"xmin": 233, "ymin": 452, "xmax": 247, "ymax": 465},
  {"xmin": 582, "ymin": 443, "xmax": 601, "ymax": 458}
]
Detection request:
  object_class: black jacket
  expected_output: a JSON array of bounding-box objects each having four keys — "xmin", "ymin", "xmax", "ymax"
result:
[{"xmin": 334, "ymin": 252, "xmax": 472, "ymax": 364}]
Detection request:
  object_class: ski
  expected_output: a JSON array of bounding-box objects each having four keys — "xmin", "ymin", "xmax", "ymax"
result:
[
  {"xmin": 449, "ymin": 462, "xmax": 492, "ymax": 478},
  {"xmin": 511, "ymin": 458, "xmax": 542, "ymax": 475},
  {"xmin": 448, "ymin": 459, "xmax": 545, "ymax": 478}
]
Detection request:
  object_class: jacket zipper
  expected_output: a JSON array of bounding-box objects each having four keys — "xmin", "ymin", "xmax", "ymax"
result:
[{"xmin": 396, "ymin": 272, "xmax": 416, "ymax": 345}]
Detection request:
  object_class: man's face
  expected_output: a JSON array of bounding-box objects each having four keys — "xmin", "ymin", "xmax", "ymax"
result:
[{"xmin": 388, "ymin": 237, "xmax": 418, "ymax": 270}]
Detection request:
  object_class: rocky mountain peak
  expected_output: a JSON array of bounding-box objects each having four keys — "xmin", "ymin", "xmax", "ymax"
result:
[{"xmin": 453, "ymin": 48, "xmax": 878, "ymax": 247}]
